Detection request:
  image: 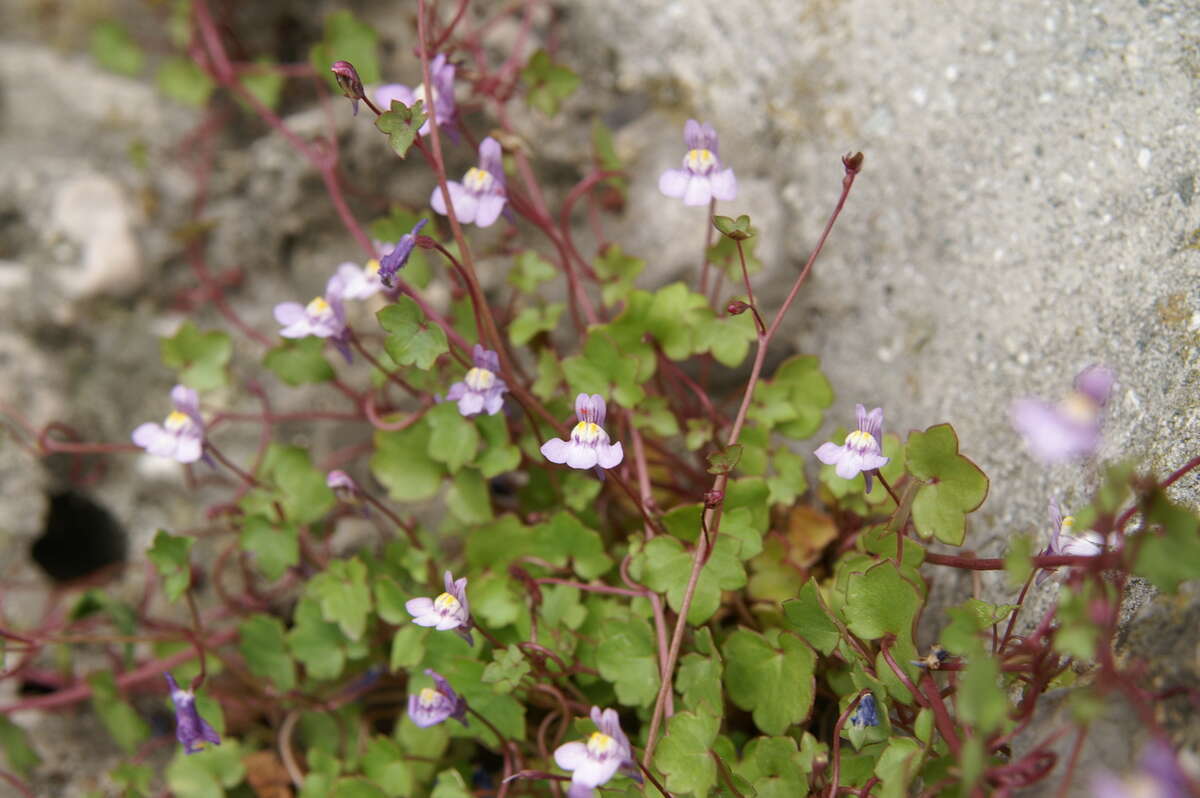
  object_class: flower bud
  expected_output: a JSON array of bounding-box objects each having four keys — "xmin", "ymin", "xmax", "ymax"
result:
[
  {"xmin": 726, "ymin": 300, "xmax": 749, "ymax": 316},
  {"xmin": 703, "ymin": 489, "xmax": 724, "ymax": 509},
  {"xmin": 842, "ymin": 151, "xmax": 864, "ymax": 174},
  {"xmin": 330, "ymin": 60, "xmax": 365, "ymax": 115}
]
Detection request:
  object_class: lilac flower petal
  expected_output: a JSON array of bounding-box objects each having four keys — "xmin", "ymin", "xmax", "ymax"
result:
[
  {"xmin": 406, "ymin": 597, "xmax": 435, "ymax": 617},
  {"xmin": 682, "ymin": 175, "xmax": 712, "ymax": 206},
  {"xmin": 709, "ymin": 169, "xmax": 738, "ymax": 201},
  {"xmin": 567, "ymin": 784, "xmax": 595, "ymax": 798},
  {"xmin": 376, "ymin": 84, "xmax": 415, "ymax": 109},
  {"xmin": 1074, "ymin": 364, "xmax": 1114, "ymax": 407},
  {"xmin": 483, "ymin": 390, "xmax": 505, "ymax": 416},
  {"xmin": 574, "ymin": 393, "xmax": 592, "ymax": 420},
  {"xmin": 1010, "ymin": 398, "xmax": 1098, "ymax": 463},
  {"xmin": 587, "ymin": 394, "xmax": 607, "ymax": 425},
  {"xmin": 274, "ymin": 302, "xmax": 306, "ymax": 325},
  {"xmin": 683, "ymin": 118, "xmax": 705, "ymax": 150},
  {"xmin": 171, "ymin": 385, "xmax": 201, "ymax": 418},
  {"xmin": 457, "ymin": 392, "xmax": 485, "ymax": 416},
  {"xmin": 132, "ymin": 422, "xmax": 163, "ymax": 449},
  {"xmin": 174, "ymin": 437, "xmax": 203, "ymax": 464},
  {"xmin": 566, "ymin": 443, "xmax": 600, "ymax": 470},
  {"xmin": 474, "ymin": 193, "xmax": 507, "ymax": 228},
  {"xmin": 434, "ymin": 614, "xmax": 463, "ymax": 631},
  {"xmin": 478, "ymin": 137, "xmax": 503, "ymax": 178},
  {"xmin": 555, "ymin": 741, "xmax": 589, "ymax": 770},
  {"xmin": 445, "ymin": 381, "xmax": 467, "ymax": 401},
  {"xmin": 835, "ymin": 451, "xmax": 867, "ymax": 481},
  {"xmin": 573, "ymin": 756, "xmax": 622, "ymax": 789},
  {"xmin": 814, "ymin": 441, "xmax": 845, "ymax": 466},
  {"xmin": 596, "ymin": 442, "xmax": 624, "ymax": 469},
  {"xmin": 541, "ymin": 438, "xmax": 570, "ymax": 464},
  {"xmin": 658, "ymin": 169, "xmax": 689, "ymax": 198}
]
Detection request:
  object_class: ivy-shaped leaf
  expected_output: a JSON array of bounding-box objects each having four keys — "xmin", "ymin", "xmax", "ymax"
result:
[
  {"xmin": 425, "ymin": 402, "xmax": 479, "ymax": 474},
  {"xmin": 378, "ymin": 296, "xmax": 448, "ymax": 370},
  {"xmin": 264, "ymin": 337, "xmax": 335, "ymax": 385},
  {"xmin": 905, "ymin": 424, "xmax": 989, "ymax": 546},
  {"xmin": 520, "ymin": 49, "xmax": 579, "ymax": 116},
  {"xmin": 147, "ymin": 530, "xmax": 193, "ymax": 603},
  {"xmin": 375, "ymin": 99, "xmax": 428, "ymax": 160},
  {"xmin": 722, "ymin": 629, "xmax": 816, "ymax": 735},
  {"xmin": 371, "ymin": 423, "xmax": 445, "ymax": 502},
  {"xmin": 160, "ymin": 321, "xmax": 231, "ymax": 390},
  {"xmin": 239, "ymin": 614, "xmax": 296, "ymax": 690},
  {"xmin": 654, "ymin": 711, "xmax": 720, "ymax": 797},
  {"xmin": 309, "ymin": 10, "xmax": 381, "ymax": 87},
  {"xmin": 309, "ymin": 558, "xmax": 373, "ymax": 641}
]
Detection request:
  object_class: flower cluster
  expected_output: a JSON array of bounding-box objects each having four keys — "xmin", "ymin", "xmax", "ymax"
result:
[
  {"xmin": 1010, "ymin": 364, "xmax": 1114, "ymax": 463},
  {"xmin": 164, "ymin": 673, "xmax": 220, "ymax": 755},
  {"xmin": 814, "ymin": 404, "xmax": 890, "ymax": 493},
  {"xmin": 132, "ymin": 385, "xmax": 206, "ymax": 464},
  {"xmin": 553, "ymin": 707, "xmax": 640, "ymax": 797},
  {"xmin": 406, "ymin": 570, "xmax": 473, "ymax": 645},
  {"xmin": 541, "ymin": 393, "xmax": 624, "ymax": 471}
]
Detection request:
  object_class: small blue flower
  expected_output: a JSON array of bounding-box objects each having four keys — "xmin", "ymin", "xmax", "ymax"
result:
[
  {"xmin": 132, "ymin": 385, "xmax": 206, "ymax": 464},
  {"xmin": 164, "ymin": 673, "xmax": 220, "ymax": 755},
  {"xmin": 541, "ymin": 394, "xmax": 624, "ymax": 471},
  {"xmin": 430, "ymin": 137, "xmax": 507, "ymax": 228},
  {"xmin": 446, "ymin": 345, "xmax": 508, "ymax": 417},
  {"xmin": 1010, "ymin": 364, "xmax": 1114, "ymax": 464},
  {"xmin": 850, "ymin": 693, "xmax": 879, "ymax": 728},
  {"xmin": 814, "ymin": 404, "xmax": 890, "ymax": 493},
  {"xmin": 658, "ymin": 119, "xmax": 737, "ymax": 206}
]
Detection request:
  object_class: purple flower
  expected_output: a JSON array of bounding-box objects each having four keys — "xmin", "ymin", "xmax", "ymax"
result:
[
  {"xmin": 378, "ymin": 219, "xmax": 428, "ymax": 287},
  {"xmin": 814, "ymin": 404, "xmax": 890, "ymax": 493},
  {"xmin": 274, "ymin": 274, "xmax": 352, "ymax": 362},
  {"xmin": 850, "ymin": 693, "xmax": 879, "ymax": 728},
  {"xmin": 430, "ymin": 137, "xmax": 507, "ymax": 228},
  {"xmin": 658, "ymin": 119, "xmax": 738, "ymax": 206},
  {"xmin": 541, "ymin": 394, "xmax": 625, "ymax": 471},
  {"xmin": 327, "ymin": 469, "xmax": 359, "ymax": 497},
  {"xmin": 132, "ymin": 385, "xmax": 206, "ymax": 464},
  {"xmin": 334, "ymin": 259, "xmax": 383, "ymax": 301},
  {"xmin": 406, "ymin": 570, "xmax": 473, "ymax": 645},
  {"xmin": 446, "ymin": 345, "xmax": 508, "ymax": 417},
  {"xmin": 331, "ymin": 60, "xmax": 365, "ymax": 116},
  {"xmin": 554, "ymin": 707, "xmax": 640, "ymax": 798},
  {"xmin": 1010, "ymin": 364, "xmax": 1115, "ymax": 464},
  {"xmin": 1037, "ymin": 498, "xmax": 1106, "ymax": 584},
  {"xmin": 375, "ymin": 53, "xmax": 457, "ymax": 136},
  {"xmin": 1093, "ymin": 740, "xmax": 1191, "ymax": 798},
  {"xmin": 164, "ymin": 673, "xmax": 220, "ymax": 755},
  {"xmin": 407, "ymin": 669, "xmax": 468, "ymax": 728}
]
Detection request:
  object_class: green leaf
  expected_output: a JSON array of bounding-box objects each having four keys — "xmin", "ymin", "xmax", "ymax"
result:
[
  {"xmin": 157, "ymin": 57, "xmax": 215, "ymax": 107},
  {"xmin": 474, "ymin": 413, "xmax": 521, "ymax": 478},
  {"xmin": 91, "ymin": 21, "xmax": 144, "ymax": 76},
  {"xmin": 594, "ymin": 244, "xmax": 644, "ymax": 281},
  {"xmin": 160, "ymin": 322, "xmax": 232, "ymax": 390},
  {"xmin": 634, "ymin": 535, "xmax": 746, "ymax": 624},
  {"xmin": 958, "ymin": 654, "xmax": 1007, "ymax": 734},
  {"xmin": 507, "ymin": 251, "xmax": 557, "ymax": 293},
  {"xmin": 239, "ymin": 59, "xmax": 285, "ymax": 110},
  {"xmin": 378, "ymin": 296, "xmax": 448, "ymax": 369},
  {"xmin": 239, "ymin": 614, "xmax": 296, "ymax": 690},
  {"xmin": 677, "ymin": 629, "xmax": 723, "ymax": 715},
  {"xmin": 1134, "ymin": 489, "xmax": 1200, "ymax": 593},
  {"xmin": 362, "ymin": 737, "xmax": 412, "ymax": 797},
  {"xmin": 875, "ymin": 737, "xmax": 922, "ymax": 798},
  {"xmin": 591, "ymin": 121, "xmax": 628, "ymax": 195},
  {"xmin": 470, "ymin": 572, "xmax": 522, "ymax": 629},
  {"xmin": 372, "ymin": 423, "xmax": 444, "ymax": 502},
  {"xmin": 713, "ymin": 214, "xmax": 755, "ymax": 240},
  {"xmin": 240, "ymin": 515, "xmax": 298, "ymax": 581},
  {"xmin": 532, "ymin": 512, "xmax": 613, "ymax": 579},
  {"xmin": 766, "ymin": 447, "xmax": 808, "ymax": 506},
  {"xmin": 147, "ymin": 530, "xmax": 193, "ymax": 603},
  {"xmin": 905, "ymin": 424, "xmax": 989, "ymax": 546},
  {"xmin": 654, "ymin": 711, "xmax": 720, "ymax": 796},
  {"xmin": 264, "ymin": 337, "xmax": 335, "ymax": 385},
  {"xmin": 88, "ymin": 671, "xmax": 150, "ymax": 753},
  {"xmin": 482, "ymin": 646, "xmax": 531, "ymax": 693},
  {"xmin": 723, "ymin": 629, "xmax": 816, "ymax": 735},
  {"xmin": 287, "ymin": 598, "xmax": 349, "ymax": 681},
  {"xmin": 782, "ymin": 580, "xmax": 840, "ymax": 655},
  {"xmin": 1005, "ymin": 533, "xmax": 1035, "ymax": 588},
  {"xmin": 734, "ymin": 735, "xmax": 810, "ymax": 797},
  {"xmin": 390, "ymin": 624, "xmax": 426, "ymax": 672},
  {"xmin": 166, "ymin": 741, "xmax": 245, "ymax": 798},
  {"xmin": 333, "ymin": 778, "xmax": 388, "ymax": 798},
  {"xmin": 843, "ymin": 561, "xmax": 921, "ymax": 648},
  {"xmin": 309, "ymin": 10, "xmax": 380, "ymax": 87},
  {"xmin": 532, "ymin": 346, "xmax": 564, "ymax": 400},
  {"xmin": 430, "ymin": 769, "xmax": 473, "ymax": 798},
  {"xmin": 425, "ymin": 402, "xmax": 480, "ymax": 474},
  {"xmin": 110, "ymin": 761, "xmax": 153, "ymax": 796},
  {"xmin": 0, "ymin": 715, "xmax": 40, "ymax": 777},
  {"xmin": 509, "ymin": 303, "xmax": 564, "ymax": 346},
  {"xmin": 521, "ymin": 49, "xmax": 579, "ymax": 116},
  {"xmin": 941, "ymin": 598, "xmax": 1017, "ymax": 655},
  {"xmin": 594, "ymin": 616, "xmax": 660, "ymax": 707},
  {"xmin": 707, "ymin": 444, "xmax": 743, "ymax": 475},
  {"xmin": 309, "ymin": 558, "xmax": 373, "ymax": 640},
  {"xmin": 375, "ymin": 99, "xmax": 428, "ymax": 160},
  {"xmin": 245, "ymin": 444, "xmax": 335, "ymax": 525},
  {"xmin": 749, "ymin": 355, "xmax": 833, "ymax": 438}
]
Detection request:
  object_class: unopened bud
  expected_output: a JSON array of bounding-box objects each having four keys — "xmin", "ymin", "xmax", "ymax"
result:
[
  {"xmin": 703, "ymin": 489, "xmax": 724, "ymax": 509},
  {"xmin": 842, "ymin": 151, "xmax": 864, "ymax": 174},
  {"xmin": 726, "ymin": 300, "xmax": 749, "ymax": 316},
  {"xmin": 330, "ymin": 60, "xmax": 365, "ymax": 115}
]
